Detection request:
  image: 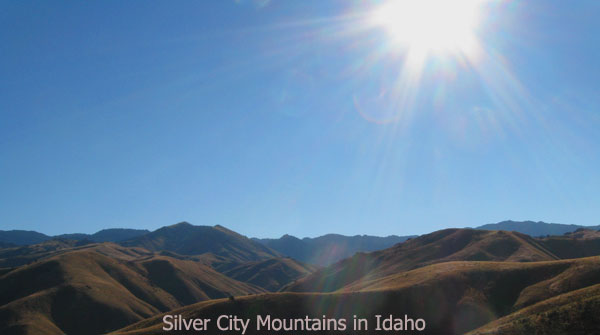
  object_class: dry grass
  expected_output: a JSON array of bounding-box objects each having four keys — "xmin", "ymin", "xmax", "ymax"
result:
[{"xmin": 0, "ymin": 244, "xmax": 264, "ymax": 335}]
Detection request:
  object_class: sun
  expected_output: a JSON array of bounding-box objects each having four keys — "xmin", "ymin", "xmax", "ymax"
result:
[{"xmin": 370, "ymin": 0, "xmax": 484, "ymax": 56}]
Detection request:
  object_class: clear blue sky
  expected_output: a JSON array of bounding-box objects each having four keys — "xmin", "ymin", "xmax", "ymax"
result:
[{"xmin": 1, "ymin": 0, "xmax": 599, "ymax": 238}]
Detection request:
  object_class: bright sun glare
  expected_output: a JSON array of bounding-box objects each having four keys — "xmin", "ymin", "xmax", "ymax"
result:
[{"xmin": 371, "ymin": 0, "xmax": 484, "ymax": 56}]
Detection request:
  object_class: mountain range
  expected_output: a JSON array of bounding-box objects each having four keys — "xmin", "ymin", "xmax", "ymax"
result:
[
  {"xmin": 2, "ymin": 221, "xmax": 600, "ymax": 334},
  {"xmin": 475, "ymin": 220, "xmax": 600, "ymax": 237},
  {"xmin": 112, "ymin": 227, "xmax": 600, "ymax": 335},
  {"xmin": 0, "ymin": 228, "xmax": 149, "ymax": 246}
]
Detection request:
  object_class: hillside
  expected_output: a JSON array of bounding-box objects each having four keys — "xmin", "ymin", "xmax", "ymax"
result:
[
  {"xmin": 476, "ymin": 220, "xmax": 600, "ymax": 237},
  {"xmin": 0, "ymin": 244, "xmax": 263, "ymax": 335},
  {"xmin": 254, "ymin": 233, "xmax": 415, "ymax": 266},
  {"xmin": 0, "ymin": 239, "xmax": 92, "ymax": 268},
  {"xmin": 120, "ymin": 222, "xmax": 280, "ymax": 265},
  {"xmin": 468, "ymin": 283, "xmax": 600, "ymax": 334},
  {"xmin": 538, "ymin": 229, "xmax": 600, "ymax": 260},
  {"xmin": 111, "ymin": 257, "xmax": 600, "ymax": 335},
  {"xmin": 285, "ymin": 229, "xmax": 559, "ymax": 292},
  {"xmin": 222, "ymin": 257, "xmax": 316, "ymax": 291}
]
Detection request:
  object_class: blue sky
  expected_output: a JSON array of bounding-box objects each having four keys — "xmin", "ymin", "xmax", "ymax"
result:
[{"xmin": 1, "ymin": 0, "xmax": 599, "ymax": 238}]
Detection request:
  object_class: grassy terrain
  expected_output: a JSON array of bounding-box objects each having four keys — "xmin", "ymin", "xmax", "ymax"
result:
[
  {"xmin": 112, "ymin": 257, "xmax": 600, "ymax": 335},
  {"xmin": 0, "ymin": 244, "xmax": 264, "ymax": 335},
  {"xmin": 285, "ymin": 229, "xmax": 559, "ymax": 292}
]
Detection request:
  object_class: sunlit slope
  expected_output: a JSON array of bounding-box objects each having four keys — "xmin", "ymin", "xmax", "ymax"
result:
[
  {"xmin": 222, "ymin": 257, "xmax": 316, "ymax": 291},
  {"xmin": 285, "ymin": 229, "xmax": 558, "ymax": 292},
  {"xmin": 0, "ymin": 245, "xmax": 264, "ymax": 335},
  {"xmin": 120, "ymin": 222, "xmax": 280, "ymax": 264},
  {"xmin": 112, "ymin": 257, "xmax": 600, "ymax": 335}
]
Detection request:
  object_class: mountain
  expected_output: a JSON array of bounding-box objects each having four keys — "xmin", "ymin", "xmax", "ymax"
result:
[
  {"xmin": 120, "ymin": 222, "xmax": 280, "ymax": 265},
  {"xmin": 476, "ymin": 220, "xmax": 600, "ymax": 237},
  {"xmin": 254, "ymin": 233, "xmax": 416, "ymax": 266},
  {"xmin": 222, "ymin": 257, "xmax": 316, "ymax": 291},
  {"xmin": 0, "ymin": 243, "xmax": 264, "ymax": 335},
  {"xmin": 0, "ymin": 230, "xmax": 51, "ymax": 246},
  {"xmin": 112, "ymin": 256, "xmax": 600, "ymax": 335},
  {"xmin": 56, "ymin": 228, "xmax": 150, "ymax": 242},
  {"xmin": 0, "ymin": 228, "xmax": 149, "ymax": 246},
  {"xmin": 285, "ymin": 228, "xmax": 559, "ymax": 292},
  {"xmin": 89, "ymin": 228, "xmax": 150, "ymax": 242}
]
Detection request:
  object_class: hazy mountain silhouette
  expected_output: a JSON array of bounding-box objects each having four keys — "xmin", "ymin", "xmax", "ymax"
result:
[
  {"xmin": 0, "ymin": 230, "xmax": 51, "ymax": 245},
  {"xmin": 254, "ymin": 233, "xmax": 415, "ymax": 266},
  {"xmin": 0, "ymin": 228, "xmax": 149, "ymax": 246},
  {"xmin": 476, "ymin": 220, "xmax": 600, "ymax": 237},
  {"xmin": 120, "ymin": 222, "xmax": 280, "ymax": 264}
]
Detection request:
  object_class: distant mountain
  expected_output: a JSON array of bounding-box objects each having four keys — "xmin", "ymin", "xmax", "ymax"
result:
[
  {"xmin": 0, "ymin": 230, "xmax": 51, "ymax": 245},
  {"xmin": 0, "ymin": 228, "xmax": 149, "ymax": 246},
  {"xmin": 56, "ymin": 228, "xmax": 150, "ymax": 242},
  {"xmin": 0, "ymin": 243, "xmax": 263, "ymax": 335},
  {"xmin": 89, "ymin": 228, "xmax": 149, "ymax": 242},
  {"xmin": 120, "ymin": 222, "xmax": 280, "ymax": 264},
  {"xmin": 254, "ymin": 233, "xmax": 416, "ymax": 266},
  {"xmin": 476, "ymin": 220, "xmax": 600, "ymax": 237},
  {"xmin": 222, "ymin": 257, "xmax": 316, "ymax": 291}
]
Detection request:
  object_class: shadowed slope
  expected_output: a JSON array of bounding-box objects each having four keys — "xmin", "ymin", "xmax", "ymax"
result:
[
  {"xmin": 120, "ymin": 222, "xmax": 280, "ymax": 265},
  {"xmin": 112, "ymin": 257, "xmax": 600, "ymax": 335},
  {"xmin": 222, "ymin": 257, "xmax": 316, "ymax": 291},
  {"xmin": 285, "ymin": 229, "xmax": 558, "ymax": 292},
  {"xmin": 467, "ymin": 283, "xmax": 600, "ymax": 334},
  {"xmin": 0, "ymin": 244, "xmax": 264, "ymax": 335},
  {"xmin": 538, "ymin": 229, "xmax": 600, "ymax": 259}
]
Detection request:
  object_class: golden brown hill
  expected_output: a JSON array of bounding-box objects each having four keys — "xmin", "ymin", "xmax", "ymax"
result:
[
  {"xmin": 222, "ymin": 257, "xmax": 316, "ymax": 291},
  {"xmin": 0, "ymin": 244, "xmax": 264, "ymax": 335},
  {"xmin": 285, "ymin": 229, "xmax": 558, "ymax": 292},
  {"xmin": 111, "ymin": 257, "xmax": 600, "ymax": 335}
]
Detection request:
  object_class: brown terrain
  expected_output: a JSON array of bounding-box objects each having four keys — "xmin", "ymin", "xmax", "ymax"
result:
[{"xmin": 3, "ymin": 224, "xmax": 600, "ymax": 335}]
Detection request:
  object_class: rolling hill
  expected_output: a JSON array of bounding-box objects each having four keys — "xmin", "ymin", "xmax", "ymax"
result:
[
  {"xmin": 254, "ymin": 233, "xmax": 415, "ymax": 266},
  {"xmin": 0, "ymin": 243, "xmax": 264, "ymax": 335},
  {"xmin": 284, "ymin": 228, "xmax": 559, "ymax": 292},
  {"xmin": 111, "ymin": 256, "xmax": 600, "ymax": 335}
]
